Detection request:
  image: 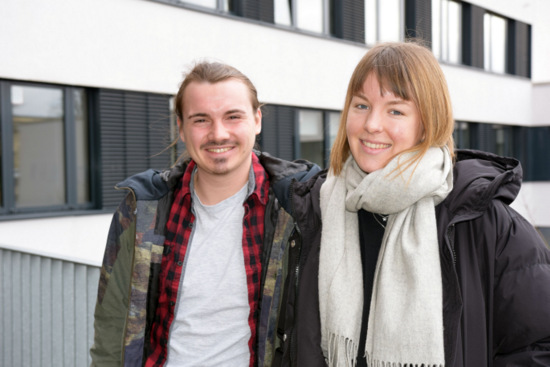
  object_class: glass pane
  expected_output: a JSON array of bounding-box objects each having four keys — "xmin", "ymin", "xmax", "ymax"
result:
[
  {"xmin": 454, "ymin": 121, "xmax": 470, "ymax": 148},
  {"xmin": 378, "ymin": 0, "xmax": 402, "ymax": 42},
  {"xmin": 12, "ymin": 85, "xmax": 66, "ymax": 208},
  {"xmin": 432, "ymin": 0, "xmax": 441, "ymax": 58},
  {"xmin": 447, "ymin": 1, "xmax": 462, "ymax": 64},
  {"xmin": 365, "ymin": 0, "xmax": 377, "ymax": 45},
  {"xmin": 484, "ymin": 13, "xmax": 491, "ymax": 71},
  {"xmin": 74, "ymin": 89, "xmax": 90, "ymax": 204},
  {"xmin": 328, "ymin": 112, "xmax": 340, "ymax": 148},
  {"xmin": 299, "ymin": 110, "xmax": 324, "ymax": 166},
  {"xmin": 490, "ymin": 15, "xmax": 507, "ymax": 73},
  {"xmin": 180, "ymin": 0, "xmax": 216, "ymax": 9},
  {"xmin": 484, "ymin": 14, "xmax": 507, "ymax": 73},
  {"xmin": 275, "ymin": 0, "xmax": 292, "ymax": 26},
  {"xmin": 296, "ymin": 0, "xmax": 324, "ymax": 33}
]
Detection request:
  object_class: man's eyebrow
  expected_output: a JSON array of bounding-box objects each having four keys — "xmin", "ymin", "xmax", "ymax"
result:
[
  {"xmin": 225, "ymin": 109, "xmax": 247, "ymax": 115},
  {"xmin": 187, "ymin": 112, "xmax": 209, "ymax": 119}
]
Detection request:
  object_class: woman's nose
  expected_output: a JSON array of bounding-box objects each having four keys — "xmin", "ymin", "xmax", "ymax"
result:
[{"xmin": 364, "ymin": 111, "xmax": 383, "ymax": 133}]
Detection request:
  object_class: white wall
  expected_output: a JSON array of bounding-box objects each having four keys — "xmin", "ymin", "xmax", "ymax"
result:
[
  {"xmin": 0, "ymin": 0, "xmax": 543, "ymax": 122},
  {"xmin": 0, "ymin": 0, "xmax": 364, "ymax": 111},
  {"xmin": 443, "ymin": 65, "xmax": 532, "ymax": 125},
  {"xmin": 0, "ymin": 214, "xmax": 111, "ymax": 266},
  {"xmin": 512, "ymin": 182, "xmax": 550, "ymax": 227}
]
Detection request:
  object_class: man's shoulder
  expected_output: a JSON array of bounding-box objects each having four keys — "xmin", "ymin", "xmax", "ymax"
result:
[
  {"xmin": 257, "ymin": 151, "xmax": 321, "ymax": 185},
  {"xmin": 115, "ymin": 160, "xmax": 188, "ymax": 201},
  {"xmin": 257, "ymin": 151, "xmax": 323, "ymax": 213}
]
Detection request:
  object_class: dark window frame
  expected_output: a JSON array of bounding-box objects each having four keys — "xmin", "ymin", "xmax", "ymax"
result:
[{"xmin": 0, "ymin": 80, "xmax": 96, "ymax": 216}]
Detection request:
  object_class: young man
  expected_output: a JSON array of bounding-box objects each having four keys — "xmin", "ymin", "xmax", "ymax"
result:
[{"xmin": 89, "ymin": 62, "xmax": 323, "ymax": 366}]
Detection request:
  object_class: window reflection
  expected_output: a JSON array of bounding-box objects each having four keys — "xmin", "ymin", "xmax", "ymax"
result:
[
  {"xmin": 275, "ymin": 0, "xmax": 292, "ymax": 26},
  {"xmin": 328, "ymin": 112, "xmax": 340, "ymax": 148},
  {"xmin": 275, "ymin": 0, "xmax": 325, "ymax": 33},
  {"xmin": 299, "ymin": 110, "xmax": 324, "ymax": 167},
  {"xmin": 296, "ymin": 0, "xmax": 324, "ymax": 33},
  {"xmin": 179, "ymin": 0, "xmax": 216, "ymax": 9},
  {"xmin": 378, "ymin": 0, "xmax": 401, "ymax": 42},
  {"xmin": 12, "ymin": 85, "xmax": 66, "ymax": 208},
  {"xmin": 74, "ymin": 89, "xmax": 90, "ymax": 204},
  {"xmin": 484, "ymin": 13, "xmax": 507, "ymax": 73},
  {"xmin": 433, "ymin": 0, "xmax": 462, "ymax": 64},
  {"xmin": 365, "ymin": 0, "xmax": 403, "ymax": 45}
]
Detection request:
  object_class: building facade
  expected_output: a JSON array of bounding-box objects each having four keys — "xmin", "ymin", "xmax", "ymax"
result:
[{"xmin": 1, "ymin": 0, "xmax": 549, "ymax": 365}]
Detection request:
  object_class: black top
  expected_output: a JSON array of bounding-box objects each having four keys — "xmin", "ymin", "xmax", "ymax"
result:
[{"xmin": 356, "ymin": 210, "xmax": 385, "ymax": 367}]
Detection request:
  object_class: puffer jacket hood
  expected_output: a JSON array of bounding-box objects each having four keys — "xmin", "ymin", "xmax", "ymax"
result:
[{"xmin": 442, "ymin": 149, "xmax": 522, "ymax": 221}]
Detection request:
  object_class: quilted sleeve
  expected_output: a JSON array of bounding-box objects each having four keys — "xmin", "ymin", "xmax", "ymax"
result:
[{"xmin": 493, "ymin": 203, "xmax": 550, "ymax": 366}]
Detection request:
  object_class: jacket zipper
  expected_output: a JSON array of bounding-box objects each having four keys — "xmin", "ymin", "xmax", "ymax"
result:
[{"xmin": 446, "ymin": 224, "xmax": 457, "ymax": 266}]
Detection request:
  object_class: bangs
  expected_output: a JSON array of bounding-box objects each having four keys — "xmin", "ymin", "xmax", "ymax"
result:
[{"xmin": 351, "ymin": 47, "xmax": 415, "ymax": 102}]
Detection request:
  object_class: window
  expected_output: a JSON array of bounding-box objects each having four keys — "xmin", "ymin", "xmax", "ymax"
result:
[
  {"xmin": 327, "ymin": 111, "xmax": 340, "ymax": 149},
  {"xmin": 484, "ymin": 13, "xmax": 508, "ymax": 73},
  {"xmin": 0, "ymin": 82, "xmax": 92, "ymax": 214},
  {"xmin": 275, "ymin": 0, "xmax": 328, "ymax": 34},
  {"xmin": 296, "ymin": 109, "xmax": 341, "ymax": 167},
  {"xmin": 365, "ymin": 0, "xmax": 404, "ymax": 45},
  {"xmin": 178, "ymin": 0, "xmax": 233, "ymax": 12},
  {"xmin": 298, "ymin": 110, "xmax": 324, "ymax": 166},
  {"xmin": 453, "ymin": 121, "xmax": 470, "ymax": 149},
  {"xmin": 432, "ymin": 0, "xmax": 462, "ymax": 64}
]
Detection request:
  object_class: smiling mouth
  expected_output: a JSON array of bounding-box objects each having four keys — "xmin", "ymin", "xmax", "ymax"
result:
[
  {"xmin": 206, "ymin": 147, "xmax": 232, "ymax": 153},
  {"xmin": 361, "ymin": 140, "xmax": 391, "ymax": 149}
]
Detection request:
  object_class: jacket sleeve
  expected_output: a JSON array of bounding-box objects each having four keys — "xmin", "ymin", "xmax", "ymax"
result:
[
  {"xmin": 89, "ymin": 193, "xmax": 137, "ymax": 367},
  {"xmin": 492, "ymin": 202, "xmax": 550, "ymax": 366}
]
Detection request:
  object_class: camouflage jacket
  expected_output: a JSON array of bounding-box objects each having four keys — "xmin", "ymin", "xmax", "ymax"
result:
[{"xmin": 89, "ymin": 152, "xmax": 320, "ymax": 367}]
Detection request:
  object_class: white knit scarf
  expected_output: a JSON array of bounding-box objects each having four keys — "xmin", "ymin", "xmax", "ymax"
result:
[{"xmin": 319, "ymin": 147, "xmax": 453, "ymax": 367}]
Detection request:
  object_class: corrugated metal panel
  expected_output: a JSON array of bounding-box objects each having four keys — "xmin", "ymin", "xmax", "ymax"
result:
[{"xmin": 0, "ymin": 249, "xmax": 100, "ymax": 367}]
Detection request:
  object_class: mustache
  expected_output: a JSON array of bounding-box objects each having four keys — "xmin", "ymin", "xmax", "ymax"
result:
[{"xmin": 200, "ymin": 140, "xmax": 236, "ymax": 149}]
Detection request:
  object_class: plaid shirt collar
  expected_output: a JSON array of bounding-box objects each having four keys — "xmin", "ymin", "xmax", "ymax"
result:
[{"xmin": 179, "ymin": 153, "xmax": 268, "ymax": 205}]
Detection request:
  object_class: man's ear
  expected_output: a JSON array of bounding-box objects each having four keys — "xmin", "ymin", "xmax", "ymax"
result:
[
  {"xmin": 177, "ymin": 118, "xmax": 185, "ymax": 143},
  {"xmin": 255, "ymin": 108, "xmax": 262, "ymax": 135}
]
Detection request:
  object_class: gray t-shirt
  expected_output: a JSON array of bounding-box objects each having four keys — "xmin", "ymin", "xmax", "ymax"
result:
[{"xmin": 166, "ymin": 171, "xmax": 253, "ymax": 366}]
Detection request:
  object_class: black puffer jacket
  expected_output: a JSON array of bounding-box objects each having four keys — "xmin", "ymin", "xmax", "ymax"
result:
[{"xmin": 281, "ymin": 149, "xmax": 550, "ymax": 366}]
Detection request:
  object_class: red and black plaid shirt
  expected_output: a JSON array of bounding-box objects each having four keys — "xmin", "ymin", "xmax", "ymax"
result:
[{"xmin": 145, "ymin": 153, "xmax": 269, "ymax": 367}]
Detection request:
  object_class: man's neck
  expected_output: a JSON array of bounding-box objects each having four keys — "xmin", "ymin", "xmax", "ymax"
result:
[{"xmin": 193, "ymin": 163, "xmax": 251, "ymax": 206}]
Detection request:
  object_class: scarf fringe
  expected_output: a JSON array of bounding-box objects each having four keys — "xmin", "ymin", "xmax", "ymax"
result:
[
  {"xmin": 366, "ymin": 353, "xmax": 444, "ymax": 367},
  {"xmin": 327, "ymin": 332, "xmax": 358, "ymax": 367}
]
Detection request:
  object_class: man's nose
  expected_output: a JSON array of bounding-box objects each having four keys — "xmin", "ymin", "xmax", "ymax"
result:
[{"xmin": 209, "ymin": 120, "xmax": 230, "ymax": 141}]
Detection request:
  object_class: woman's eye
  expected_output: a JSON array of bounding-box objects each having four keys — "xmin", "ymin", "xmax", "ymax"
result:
[
  {"xmin": 390, "ymin": 110, "xmax": 403, "ymax": 116},
  {"xmin": 356, "ymin": 104, "xmax": 369, "ymax": 110}
]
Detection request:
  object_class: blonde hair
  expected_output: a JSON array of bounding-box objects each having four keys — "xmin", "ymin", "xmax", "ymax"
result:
[{"xmin": 330, "ymin": 41, "xmax": 455, "ymax": 176}]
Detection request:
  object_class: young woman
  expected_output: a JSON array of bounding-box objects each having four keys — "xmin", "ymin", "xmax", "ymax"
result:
[{"xmin": 285, "ymin": 42, "xmax": 550, "ymax": 366}]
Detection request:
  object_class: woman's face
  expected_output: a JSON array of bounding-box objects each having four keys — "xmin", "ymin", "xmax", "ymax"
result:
[{"xmin": 346, "ymin": 74, "xmax": 424, "ymax": 173}]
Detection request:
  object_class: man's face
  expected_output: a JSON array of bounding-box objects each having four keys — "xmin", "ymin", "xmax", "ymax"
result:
[{"xmin": 179, "ymin": 79, "xmax": 262, "ymax": 181}]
